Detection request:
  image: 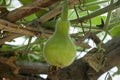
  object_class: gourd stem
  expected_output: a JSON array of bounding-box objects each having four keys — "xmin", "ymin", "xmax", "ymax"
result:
[{"xmin": 61, "ymin": 0, "xmax": 68, "ymax": 21}]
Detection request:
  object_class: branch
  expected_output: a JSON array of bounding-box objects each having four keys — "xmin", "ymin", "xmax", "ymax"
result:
[
  {"xmin": 0, "ymin": 19, "xmax": 40, "ymax": 45},
  {"xmin": 38, "ymin": 0, "xmax": 80, "ymax": 23},
  {"xmin": 6, "ymin": 0, "xmax": 62, "ymax": 22},
  {"xmin": 0, "ymin": 58, "xmax": 47, "ymax": 80},
  {"xmin": 0, "ymin": 33, "xmax": 22, "ymax": 45},
  {"xmin": 17, "ymin": 75, "xmax": 45, "ymax": 80},
  {"xmin": 17, "ymin": 62, "xmax": 49, "ymax": 74},
  {"xmin": 0, "ymin": 19, "xmax": 53, "ymax": 44},
  {"xmin": 71, "ymin": 0, "xmax": 120, "ymax": 23},
  {"xmin": 0, "ymin": 62, "xmax": 44, "ymax": 80},
  {"xmin": 88, "ymin": 32, "xmax": 101, "ymax": 45},
  {"xmin": 0, "ymin": 19, "xmax": 40, "ymax": 36}
]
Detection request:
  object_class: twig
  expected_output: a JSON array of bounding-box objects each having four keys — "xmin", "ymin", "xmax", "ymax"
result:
[
  {"xmin": 24, "ymin": 36, "xmax": 32, "ymax": 52},
  {"xmin": 71, "ymin": 0, "xmax": 120, "ymax": 23},
  {"xmin": 6, "ymin": 0, "xmax": 62, "ymax": 22},
  {"xmin": 101, "ymin": 0, "xmax": 113, "ymax": 42},
  {"xmin": 89, "ymin": 32, "xmax": 101, "ymax": 45},
  {"xmin": 17, "ymin": 62, "xmax": 49, "ymax": 74},
  {"xmin": 0, "ymin": 19, "xmax": 40, "ymax": 32},
  {"xmin": 0, "ymin": 23, "xmax": 39, "ymax": 36}
]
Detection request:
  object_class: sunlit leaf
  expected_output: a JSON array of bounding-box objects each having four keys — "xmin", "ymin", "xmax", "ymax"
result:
[
  {"xmin": 109, "ymin": 25, "xmax": 120, "ymax": 38},
  {"xmin": 84, "ymin": 0, "xmax": 100, "ymax": 11},
  {"xmin": 24, "ymin": 14, "xmax": 37, "ymax": 22},
  {"xmin": 85, "ymin": 5, "xmax": 100, "ymax": 11}
]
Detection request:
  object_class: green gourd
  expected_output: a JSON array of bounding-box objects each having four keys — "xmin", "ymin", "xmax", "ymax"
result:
[{"xmin": 43, "ymin": 0, "xmax": 76, "ymax": 68}]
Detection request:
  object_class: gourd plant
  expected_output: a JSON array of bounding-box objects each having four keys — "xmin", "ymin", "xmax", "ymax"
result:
[{"xmin": 43, "ymin": 0, "xmax": 76, "ymax": 68}]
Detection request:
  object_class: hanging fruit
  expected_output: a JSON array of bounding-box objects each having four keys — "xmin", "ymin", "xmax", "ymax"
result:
[{"xmin": 43, "ymin": 0, "xmax": 76, "ymax": 68}]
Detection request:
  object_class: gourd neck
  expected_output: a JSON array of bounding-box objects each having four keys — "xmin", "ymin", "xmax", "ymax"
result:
[
  {"xmin": 55, "ymin": 19, "xmax": 70, "ymax": 35},
  {"xmin": 55, "ymin": 0, "xmax": 69, "ymax": 36}
]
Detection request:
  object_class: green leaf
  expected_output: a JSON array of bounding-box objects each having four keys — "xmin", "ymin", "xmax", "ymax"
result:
[
  {"xmin": 91, "ymin": 16, "xmax": 106, "ymax": 25},
  {"xmin": 41, "ymin": 20, "xmax": 56, "ymax": 28},
  {"xmin": 109, "ymin": 26, "xmax": 120, "ymax": 38},
  {"xmin": 0, "ymin": 44, "xmax": 13, "ymax": 51},
  {"xmin": 36, "ymin": 9, "xmax": 49, "ymax": 18},
  {"xmin": 85, "ymin": 5, "xmax": 100, "ymax": 11},
  {"xmin": 24, "ymin": 14, "xmax": 37, "ymax": 22},
  {"xmin": 0, "ymin": 0, "xmax": 3, "ymax": 5},
  {"xmin": 20, "ymin": 0, "xmax": 33, "ymax": 5},
  {"xmin": 68, "ymin": 9, "xmax": 87, "ymax": 20},
  {"xmin": 84, "ymin": 0, "xmax": 100, "ymax": 11},
  {"xmin": 68, "ymin": 9, "xmax": 77, "ymax": 20}
]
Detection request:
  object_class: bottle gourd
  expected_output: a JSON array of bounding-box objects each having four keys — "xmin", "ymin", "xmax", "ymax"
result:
[{"xmin": 43, "ymin": 0, "xmax": 76, "ymax": 67}]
